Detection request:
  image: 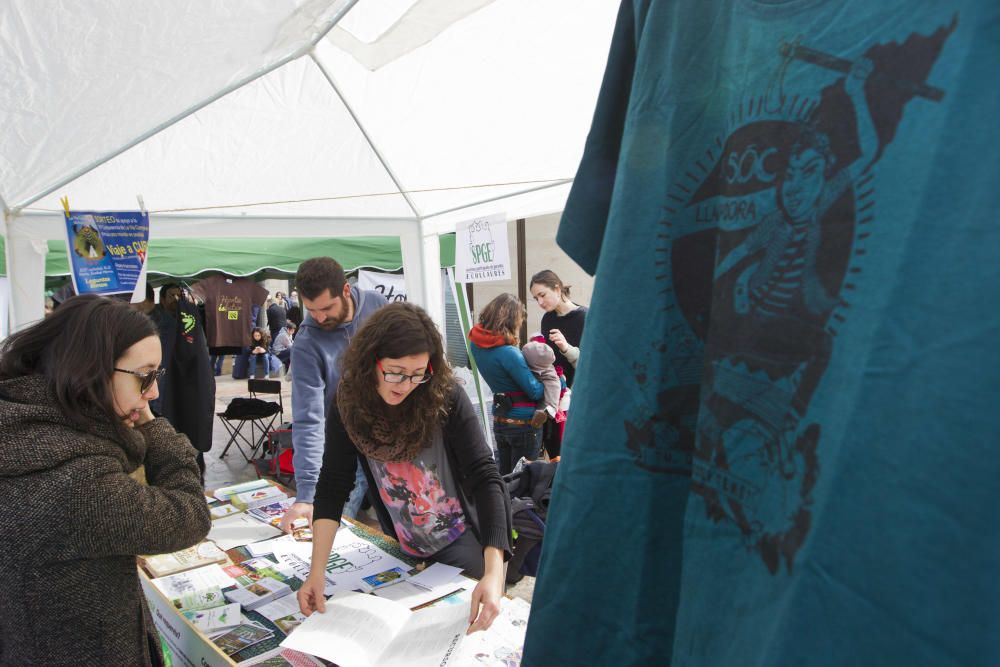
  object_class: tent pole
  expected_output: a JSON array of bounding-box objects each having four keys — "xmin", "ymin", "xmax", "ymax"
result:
[
  {"xmin": 11, "ymin": 0, "xmax": 361, "ymax": 213},
  {"xmin": 308, "ymin": 52, "xmax": 421, "ymax": 220},
  {"xmin": 400, "ymin": 219, "xmax": 443, "ymax": 330}
]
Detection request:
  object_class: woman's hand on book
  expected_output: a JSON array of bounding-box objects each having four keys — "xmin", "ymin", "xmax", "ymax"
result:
[
  {"xmin": 280, "ymin": 502, "xmax": 313, "ymax": 534},
  {"xmin": 468, "ymin": 547, "xmax": 504, "ymax": 633},
  {"xmin": 297, "ymin": 573, "xmax": 327, "ymax": 617}
]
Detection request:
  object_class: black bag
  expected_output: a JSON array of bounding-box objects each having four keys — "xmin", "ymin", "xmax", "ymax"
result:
[
  {"xmin": 223, "ymin": 397, "xmax": 280, "ymax": 419},
  {"xmin": 504, "ymin": 460, "xmax": 558, "ymax": 583}
]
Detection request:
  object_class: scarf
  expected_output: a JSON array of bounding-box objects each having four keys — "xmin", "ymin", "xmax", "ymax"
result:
[
  {"xmin": 336, "ymin": 389, "xmax": 429, "ymax": 463},
  {"xmin": 468, "ymin": 323, "xmax": 510, "ymax": 348}
]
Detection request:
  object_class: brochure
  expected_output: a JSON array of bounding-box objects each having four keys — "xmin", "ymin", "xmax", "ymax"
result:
[
  {"xmin": 457, "ymin": 597, "xmax": 531, "ymax": 667},
  {"xmin": 213, "ymin": 623, "xmax": 275, "ymax": 656},
  {"xmin": 358, "ymin": 566, "xmax": 409, "ymax": 593},
  {"xmin": 209, "ymin": 503, "xmax": 241, "ymax": 519},
  {"xmin": 247, "ymin": 498, "xmax": 296, "ymax": 527},
  {"xmin": 182, "ymin": 602, "xmax": 242, "ymax": 635},
  {"xmin": 213, "ymin": 479, "xmax": 273, "ymax": 503},
  {"xmin": 239, "ymin": 646, "xmax": 326, "ymax": 666},
  {"xmin": 208, "ymin": 512, "xmax": 283, "ymax": 550},
  {"xmin": 280, "ymin": 591, "xmax": 467, "ymax": 667},
  {"xmin": 172, "ymin": 586, "xmax": 226, "ymax": 612}
]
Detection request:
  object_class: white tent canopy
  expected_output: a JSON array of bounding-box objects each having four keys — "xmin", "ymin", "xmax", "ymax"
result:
[{"xmin": 0, "ymin": 0, "xmax": 618, "ymax": 329}]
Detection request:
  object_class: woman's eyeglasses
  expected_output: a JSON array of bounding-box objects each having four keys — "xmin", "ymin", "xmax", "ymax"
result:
[
  {"xmin": 114, "ymin": 367, "xmax": 166, "ymax": 394},
  {"xmin": 375, "ymin": 357, "xmax": 433, "ymax": 385}
]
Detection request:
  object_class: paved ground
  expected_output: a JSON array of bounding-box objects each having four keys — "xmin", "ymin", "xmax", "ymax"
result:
[{"xmin": 203, "ymin": 370, "xmax": 535, "ymax": 602}]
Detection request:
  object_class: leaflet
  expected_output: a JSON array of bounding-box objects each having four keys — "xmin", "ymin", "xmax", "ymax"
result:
[{"xmin": 280, "ymin": 591, "xmax": 467, "ymax": 667}]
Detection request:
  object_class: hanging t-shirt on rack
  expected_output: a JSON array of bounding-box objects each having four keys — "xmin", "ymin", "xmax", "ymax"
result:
[
  {"xmin": 525, "ymin": 2, "xmax": 1000, "ymax": 666},
  {"xmin": 190, "ymin": 275, "xmax": 268, "ymax": 348}
]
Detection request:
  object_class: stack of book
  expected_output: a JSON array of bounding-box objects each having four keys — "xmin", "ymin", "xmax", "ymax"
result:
[
  {"xmin": 223, "ymin": 557, "xmax": 296, "ymax": 611},
  {"xmin": 225, "ymin": 578, "xmax": 293, "ymax": 611},
  {"xmin": 231, "ymin": 485, "xmax": 288, "ymax": 511},
  {"xmin": 140, "ymin": 541, "xmax": 229, "ymax": 578}
]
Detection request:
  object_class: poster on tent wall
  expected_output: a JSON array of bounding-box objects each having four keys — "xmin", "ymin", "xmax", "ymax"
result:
[
  {"xmin": 357, "ymin": 269, "xmax": 407, "ymax": 302},
  {"xmin": 63, "ymin": 210, "xmax": 149, "ymax": 296},
  {"xmin": 455, "ymin": 214, "xmax": 510, "ymax": 283}
]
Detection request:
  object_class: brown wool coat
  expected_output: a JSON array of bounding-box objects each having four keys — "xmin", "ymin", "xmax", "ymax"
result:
[{"xmin": 0, "ymin": 375, "xmax": 211, "ymax": 666}]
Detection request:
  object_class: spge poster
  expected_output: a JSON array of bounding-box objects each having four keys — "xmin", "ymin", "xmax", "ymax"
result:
[{"xmin": 64, "ymin": 210, "xmax": 149, "ymax": 295}]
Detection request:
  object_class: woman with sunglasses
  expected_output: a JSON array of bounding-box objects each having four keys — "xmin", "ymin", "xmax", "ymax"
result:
[
  {"xmin": 297, "ymin": 302, "xmax": 511, "ymax": 633},
  {"xmin": 0, "ymin": 294, "xmax": 211, "ymax": 666}
]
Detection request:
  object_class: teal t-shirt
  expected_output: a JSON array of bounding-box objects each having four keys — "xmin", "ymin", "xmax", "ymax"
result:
[{"xmin": 525, "ymin": 1, "xmax": 1000, "ymax": 665}]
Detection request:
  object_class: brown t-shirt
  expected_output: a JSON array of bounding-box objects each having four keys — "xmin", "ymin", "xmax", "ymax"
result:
[{"xmin": 190, "ymin": 276, "xmax": 268, "ymax": 348}]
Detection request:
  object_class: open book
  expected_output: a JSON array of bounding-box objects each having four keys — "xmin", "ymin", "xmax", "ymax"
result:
[{"xmin": 280, "ymin": 591, "xmax": 467, "ymax": 667}]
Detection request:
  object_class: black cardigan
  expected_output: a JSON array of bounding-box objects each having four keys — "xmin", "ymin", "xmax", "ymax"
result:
[{"xmin": 314, "ymin": 382, "xmax": 512, "ymax": 561}]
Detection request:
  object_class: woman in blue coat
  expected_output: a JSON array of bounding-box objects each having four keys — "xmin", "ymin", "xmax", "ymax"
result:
[{"xmin": 469, "ymin": 293, "xmax": 544, "ymax": 475}]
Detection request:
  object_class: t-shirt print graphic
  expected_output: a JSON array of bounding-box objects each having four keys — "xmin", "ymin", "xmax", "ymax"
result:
[
  {"xmin": 636, "ymin": 17, "xmax": 956, "ymax": 574},
  {"xmin": 373, "ymin": 460, "xmax": 466, "ymax": 557}
]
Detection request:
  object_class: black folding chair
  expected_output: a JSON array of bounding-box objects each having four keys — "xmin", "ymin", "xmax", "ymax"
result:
[{"xmin": 217, "ymin": 380, "xmax": 284, "ymax": 462}]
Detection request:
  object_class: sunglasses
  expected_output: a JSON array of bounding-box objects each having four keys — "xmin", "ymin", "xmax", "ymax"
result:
[
  {"xmin": 114, "ymin": 367, "xmax": 166, "ymax": 394},
  {"xmin": 375, "ymin": 357, "xmax": 433, "ymax": 385}
]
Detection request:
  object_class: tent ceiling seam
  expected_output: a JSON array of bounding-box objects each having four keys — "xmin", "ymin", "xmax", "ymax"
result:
[
  {"xmin": 308, "ymin": 51, "xmax": 421, "ymax": 220},
  {"xmin": 422, "ymin": 178, "xmax": 573, "ymax": 221},
  {"xmin": 14, "ymin": 179, "xmax": 568, "ymax": 217},
  {"xmin": 9, "ymin": 0, "xmax": 361, "ymax": 216}
]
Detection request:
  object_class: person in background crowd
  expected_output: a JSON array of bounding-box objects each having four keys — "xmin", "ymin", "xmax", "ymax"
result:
[
  {"xmin": 279, "ymin": 257, "xmax": 387, "ymax": 533},
  {"xmin": 148, "ymin": 283, "xmax": 217, "ymax": 474},
  {"xmin": 248, "ymin": 327, "xmax": 279, "ymax": 380},
  {"xmin": 267, "ymin": 294, "xmax": 288, "ymax": 343},
  {"xmin": 530, "ymin": 270, "xmax": 587, "ymax": 458},
  {"xmin": 529, "ymin": 270, "xmax": 588, "ymax": 389},
  {"xmin": 272, "ymin": 320, "xmax": 296, "ymax": 371},
  {"xmin": 297, "ymin": 303, "xmax": 509, "ymax": 633},
  {"xmin": 132, "ymin": 284, "xmax": 156, "ymax": 316},
  {"xmin": 285, "ymin": 305, "xmax": 303, "ymax": 333},
  {"xmin": 0, "ymin": 294, "xmax": 210, "ymax": 666},
  {"xmin": 275, "ymin": 291, "xmax": 291, "ymax": 310},
  {"xmin": 289, "ymin": 289, "xmax": 300, "ymax": 309},
  {"xmin": 469, "ymin": 293, "xmax": 544, "ymax": 476}
]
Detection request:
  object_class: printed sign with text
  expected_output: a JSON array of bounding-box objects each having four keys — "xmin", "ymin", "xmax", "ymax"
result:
[{"xmin": 455, "ymin": 214, "xmax": 510, "ymax": 283}]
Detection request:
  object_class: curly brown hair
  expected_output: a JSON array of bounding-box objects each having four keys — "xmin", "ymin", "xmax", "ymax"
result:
[
  {"xmin": 477, "ymin": 293, "xmax": 525, "ymax": 346},
  {"xmin": 336, "ymin": 302, "xmax": 454, "ymax": 454}
]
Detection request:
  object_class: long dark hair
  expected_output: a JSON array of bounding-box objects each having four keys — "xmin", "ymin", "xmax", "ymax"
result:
[
  {"xmin": 530, "ymin": 269, "xmax": 572, "ymax": 300},
  {"xmin": 250, "ymin": 327, "xmax": 271, "ymax": 349},
  {"xmin": 0, "ymin": 294, "xmax": 157, "ymax": 435},
  {"xmin": 337, "ymin": 302, "xmax": 454, "ymax": 449}
]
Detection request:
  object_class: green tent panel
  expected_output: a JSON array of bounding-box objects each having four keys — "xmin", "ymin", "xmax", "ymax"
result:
[{"xmin": 0, "ymin": 234, "xmax": 456, "ymax": 283}]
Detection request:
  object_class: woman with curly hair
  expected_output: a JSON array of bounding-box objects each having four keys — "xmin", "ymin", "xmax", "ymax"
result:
[{"xmin": 297, "ymin": 302, "xmax": 511, "ymax": 633}]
